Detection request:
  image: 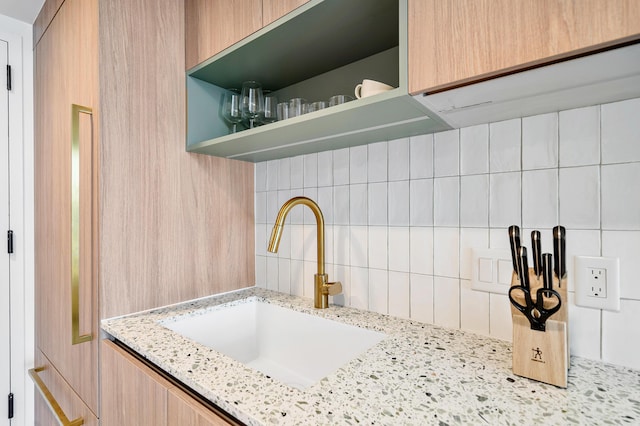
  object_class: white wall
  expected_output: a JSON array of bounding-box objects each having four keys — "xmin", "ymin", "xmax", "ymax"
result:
[
  {"xmin": 255, "ymin": 97, "xmax": 640, "ymax": 371},
  {"xmin": 1, "ymin": 13, "xmax": 35, "ymax": 426}
]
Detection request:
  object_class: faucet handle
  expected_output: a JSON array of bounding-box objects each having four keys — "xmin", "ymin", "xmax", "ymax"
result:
[{"xmin": 325, "ymin": 281, "xmax": 343, "ymax": 296}]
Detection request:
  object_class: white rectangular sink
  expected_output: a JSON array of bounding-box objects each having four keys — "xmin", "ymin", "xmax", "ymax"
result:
[{"xmin": 162, "ymin": 299, "xmax": 386, "ymax": 389}]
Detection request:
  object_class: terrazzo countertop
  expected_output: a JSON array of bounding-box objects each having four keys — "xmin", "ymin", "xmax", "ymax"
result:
[{"xmin": 102, "ymin": 287, "xmax": 640, "ymax": 425}]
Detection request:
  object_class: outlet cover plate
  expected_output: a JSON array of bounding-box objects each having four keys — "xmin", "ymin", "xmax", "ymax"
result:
[{"xmin": 574, "ymin": 256, "xmax": 620, "ymax": 311}]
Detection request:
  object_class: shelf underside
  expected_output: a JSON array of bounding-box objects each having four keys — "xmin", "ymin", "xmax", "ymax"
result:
[{"xmin": 187, "ymin": 92, "xmax": 450, "ymax": 162}]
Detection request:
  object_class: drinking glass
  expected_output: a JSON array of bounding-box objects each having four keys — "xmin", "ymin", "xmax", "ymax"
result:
[
  {"xmin": 277, "ymin": 102, "xmax": 289, "ymax": 121},
  {"xmin": 241, "ymin": 81, "xmax": 264, "ymax": 129},
  {"xmin": 289, "ymin": 97, "xmax": 307, "ymax": 118},
  {"xmin": 329, "ymin": 94, "xmax": 354, "ymax": 107},
  {"xmin": 222, "ymin": 88, "xmax": 243, "ymax": 133},
  {"xmin": 263, "ymin": 93, "xmax": 278, "ymax": 124}
]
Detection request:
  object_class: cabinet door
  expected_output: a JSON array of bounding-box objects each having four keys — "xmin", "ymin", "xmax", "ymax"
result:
[
  {"xmin": 185, "ymin": 0, "xmax": 262, "ymax": 70},
  {"xmin": 409, "ymin": 0, "xmax": 640, "ymax": 94},
  {"xmin": 101, "ymin": 340, "xmax": 170, "ymax": 426},
  {"xmin": 32, "ymin": 351, "xmax": 98, "ymax": 426},
  {"xmin": 102, "ymin": 340, "xmax": 233, "ymax": 426},
  {"xmin": 34, "ymin": 0, "xmax": 99, "ymax": 413},
  {"xmin": 168, "ymin": 388, "xmax": 233, "ymax": 426},
  {"xmin": 262, "ymin": 0, "xmax": 309, "ymax": 26}
]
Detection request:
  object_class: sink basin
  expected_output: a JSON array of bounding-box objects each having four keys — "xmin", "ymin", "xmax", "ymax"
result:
[{"xmin": 162, "ymin": 299, "xmax": 386, "ymax": 389}]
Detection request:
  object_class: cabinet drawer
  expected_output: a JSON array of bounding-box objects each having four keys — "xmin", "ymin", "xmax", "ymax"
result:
[{"xmin": 32, "ymin": 350, "xmax": 98, "ymax": 426}]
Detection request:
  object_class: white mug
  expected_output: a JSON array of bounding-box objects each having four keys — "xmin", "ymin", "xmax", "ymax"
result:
[{"xmin": 354, "ymin": 79, "xmax": 394, "ymax": 99}]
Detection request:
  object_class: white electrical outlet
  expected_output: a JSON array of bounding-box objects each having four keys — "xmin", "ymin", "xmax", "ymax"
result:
[{"xmin": 575, "ymin": 256, "xmax": 620, "ymax": 311}]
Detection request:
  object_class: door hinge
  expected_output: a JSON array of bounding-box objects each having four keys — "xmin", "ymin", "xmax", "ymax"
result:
[
  {"xmin": 8, "ymin": 393, "xmax": 13, "ymax": 419},
  {"xmin": 6, "ymin": 65, "xmax": 11, "ymax": 91},
  {"xmin": 7, "ymin": 230, "xmax": 13, "ymax": 254}
]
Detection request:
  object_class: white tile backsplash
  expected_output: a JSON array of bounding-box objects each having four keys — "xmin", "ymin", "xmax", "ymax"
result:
[
  {"xmin": 434, "ymin": 177, "xmax": 459, "ymax": 227},
  {"xmin": 489, "ymin": 172, "xmax": 521, "ymax": 228},
  {"xmin": 388, "ymin": 137, "xmax": 410, "ymax": 181},
  {"xmin": 460, "ymin": 280, "xmax": 490, "ymax": 336},
  {"xmin": 368, "ymin": 268, "xmax": 388, "ymax": 315},
  {"xmin": 602, "ymin": 231, "xmax": 640, "ymax": 300},
  {"xmin": 410, "ymin": 226, "xmax": 433, "ymax": 275},
  {"xmin": 460, "ymin": 124, "xmax": 489, "ymax": 175},
  {"xmin": 303, "ymin": 153, "xmax": 318, "ymax": 188},
  {"xmin": 388, "ymin": 180, "xmax": 410, "ymax": 226},
  {"xmin": 559, "ymin": 106, "xmax": 600, "ymax": 167},
  {"xmin": 434, "ymin": 277, "xmax": 460, "ymax": 328},
  {"xmin": 278, "ymin": 158, "xmax": 291, "ymax": 189},
  {"xmin": 266, "ymin": 160, "xmax": 279, "ymax": 191},
  {"xmin": 601, "ymin": 163, "xmax": 640, "ymax": 230},
  {"xmin": 349, "ymin": 184, "xmax": 368, "ymax": 226},
  {"xmin": 350, "ymin": 266, "xmax": 369, "ymax": 310},
  {"xmin": 368, "ymin": 226, "xmax": 388, "ymax": 270},
  {"xmin": 433, "ymin": 227, "xmax": 459, "ymax": 278},
  {"xmin": 434, "ymin": 129, "xmax": 459, "ymax": 177},
  {"xmin": 255, "ymin": 97, "xmax": 640, "ymax": 370},
  {"xmin": 460, "ymin": 174, "xmax": 489, "ymax": 227},
  {"xmin": 290, "ymin": 155, "xmax": 304, "ymax": 189},
  {"xmin": 332, "ymin": 148, "xmax": 349, "ymax": 185},
  {"xmin": 368, "ymin": 182, "xmax": 388, "ymax": 226},
  {"xmin": 388, "ymin": 227, "xmax": 410, "ymax": 272},
  {"xmin": 368, "ymin": 141, "xmax": 388, "ymax": 183},
  {"xmin": 602, "ymin": 299, "xmax": 640, "ymax": 370},
  {"xmin": 559, "ymin": 166, "xmax": 600, "ymax": 229},
  {"xmin": 410, "ymin": 273, "xmax": 434, "ymax": 323},
  {"xmin": 490, "ymin": 118, "xmax": 521, "ymax": 173},
  {"xmin": 522, "ymin": 168, "xmax": 558, "ymax": 229},
  {"xmin": 317, "ymin": 151, "xmax": 333, "ymax": 187},
  {"xmin": 388, "ymin": 271, "xmax": 410, "ymax": 319},
  {"xmin": 410, "ymin": 134, "xmax": 433, "ymax": 179},
  {"xmin": 601, "ymin": 97, "xmax": 640, "ymax": 165},
  {"xmin": 350, "ymin": 145, "xmax": 368, "ymax": 184},
  {"xmin": 409, "ymin": 179, "xmax": 433, "ymax": 226},
  {"xmin": 522, "ymin": 112, "xmax": 558, "ymax": 170}
]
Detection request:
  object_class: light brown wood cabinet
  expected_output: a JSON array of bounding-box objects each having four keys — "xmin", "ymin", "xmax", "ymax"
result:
[
  {"xmin": 262, "ymin": 0, "xmax": 309, "ymax": 26},
  {"xmin": 185, "ymin": 0, "xmax": 310, "ymax": 70},
  {"xmin": 33, "ymin": 350, "xmax": 99, "ymax": 426},
  {"xmin": 34, "ymin": 0, "xmax": 100, "ymax": 415},
  {"xmin": 408, "ymin": 0, "xmax": 640, "ymax": 94},
  {"xmin": 33, "ymin": 0, "xmax": 254, "ymax": 423},
  {"xmin": 185, "ymin": 0, "xmax": 263, "ymax": 70},
  {"xmin": 101, "ymin": 340, "xmax": 232, "ymax": 426}
]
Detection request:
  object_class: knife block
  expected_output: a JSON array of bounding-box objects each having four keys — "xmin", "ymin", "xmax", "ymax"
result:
[{"xmin": 510, "ymin": 269, "xmax": 569, "ymax": 388}]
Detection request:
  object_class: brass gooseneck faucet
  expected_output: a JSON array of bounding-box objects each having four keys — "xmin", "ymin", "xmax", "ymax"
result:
[{"xmin": 268, "ymin": 196, "xmax": 342, "ymax": 308}]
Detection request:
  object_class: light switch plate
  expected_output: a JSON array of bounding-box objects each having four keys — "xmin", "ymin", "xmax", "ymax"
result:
[{"xmin": 471, "ymin": 248, "xmax": 513, "ymax": 294}]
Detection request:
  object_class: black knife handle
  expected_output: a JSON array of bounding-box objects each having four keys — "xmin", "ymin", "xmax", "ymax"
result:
[
  {"xmin": 531, "ymin": 230, "xmax": 542, "ymax": 277},
  {"xmin": 508, "ymin": 225, "xmax": 521, "ymax": 273},
  {"xmin": 517, "ymin": 246, "xmax": 530, "ymax": 290},
  {"xmin": 542, "ymin": 253, "xmax": 553, "ymax": 290},
  {"xmin": 553, "ymin": 226, "xmax": 566, "ymax": 280}
]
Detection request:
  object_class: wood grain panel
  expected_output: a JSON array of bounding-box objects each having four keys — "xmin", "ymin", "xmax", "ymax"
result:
[
  {"xmin": 185, "ymin": 0, "xmax": 263, "ymax": 70},
  {"xmin": 168, "ymin": 388, "xmax": 233, "ymax": 426},
  {"xmin": 34, "ymin": 0, "xmax": 100, "ymax": 413},
  {"xmin": 409, "ymin": 0, "xmax": 640, "ymax": 94},
  {"xmin": 101, "ymin": 340, "xmax": 170, "ymax": 426},
  {"xmin": 33, "ymin": 0, "xmax": 65, "ymax": 47},
  {"xmin": 262, "ymin": 0, "xmax": 309, "ymax": 26},
  {"xmin": 33, "ymin": 351, "xmax": 98, "ymax": 426},
  {"xmin": 99, "ymin": 0, "xmax": 255, "ymax": 319}
]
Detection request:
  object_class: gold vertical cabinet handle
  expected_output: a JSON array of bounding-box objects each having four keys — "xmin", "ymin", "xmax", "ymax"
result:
[
  {"xmin": 71, "ymin": 104, "xmax": 93, "ymax": 345},
  {"xmin": 29, "ymin": 367, "xmax": 84, "ymax": 426}
]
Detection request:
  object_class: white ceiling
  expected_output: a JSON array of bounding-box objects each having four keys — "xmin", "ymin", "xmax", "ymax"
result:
[{"xmin": 0, "ymin": 0, "xmax": 45, "ymax": 24}]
